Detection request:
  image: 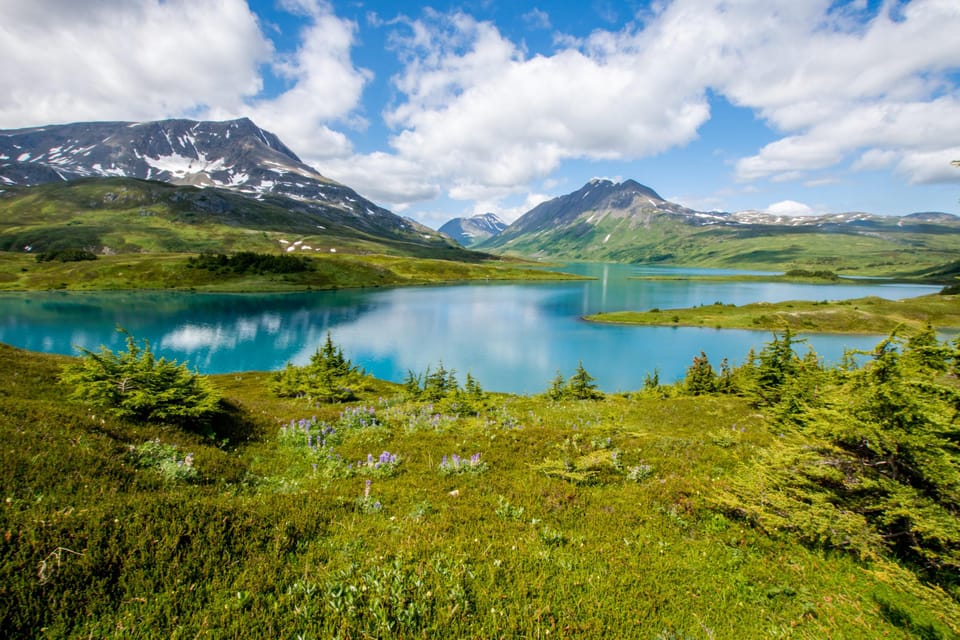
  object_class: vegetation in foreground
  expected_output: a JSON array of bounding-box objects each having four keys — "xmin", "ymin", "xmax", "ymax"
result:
[
  {"xmin": 2, "ymin": 324, "xmax": 959, "ymax": 638},
  {"xmin": 587, "ymin": 293, "xmax": 960, "ymax": 334}
]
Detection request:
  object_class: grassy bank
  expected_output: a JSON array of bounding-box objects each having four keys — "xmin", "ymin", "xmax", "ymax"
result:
[
  {"xmin": 587, "ymin": 293, "xmax": 960, "ymax": 334},
  {"xmin": 2, "ymin": 336, "xmax": 959, "ymax": 638},
  {"xmin": 0, "ymin": 251, "xmax": 585, "ymax": 292}
]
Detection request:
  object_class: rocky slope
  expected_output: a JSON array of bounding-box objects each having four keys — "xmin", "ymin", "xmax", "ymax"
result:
[
  {"xmin": 0, "ymin": 118, "xmax": 454, "ymax": 251},
  {"xmin": 438, "ymin": 212, "xmax": 507, "ymax": 247}
]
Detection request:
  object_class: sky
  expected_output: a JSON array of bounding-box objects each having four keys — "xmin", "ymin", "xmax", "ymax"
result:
[{"xmin": 1, "ymin": 0, "xmax": 959, "ymax": 229}]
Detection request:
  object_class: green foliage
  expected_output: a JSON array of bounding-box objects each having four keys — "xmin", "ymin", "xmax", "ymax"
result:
[
  {"xmin": 544, "ymin": 361, "xmax": 603, "ymax": 400},
  {"xmin": 34, "ymin": 248, "xmax": 97, "ymax": 262},
  {"xmin": 568, "ymin": 360, "xmax": 602, "ymax": 399},
  {"xmin": 270, "ymin": 332, "xmax": 366, "ymax": 402},
  {"xmin": 718, "ymin": 329, "xmax": 960, "ymax": 595},
  {"xmin": 5, "ymin": 339, "xmax": 960, "ymax": 638},
  {"xmin": 403, "ymin": 363, "xmax": 488, "ymax": 415},
  {"xmin": 187, "ymin": 251, "xmax": 314, "ymax": 275},
  {"xmin": 684, "ymin": 351, "xmax": 717, "ymax": 395},
  {"xmin": 130, "ymin": 439, "xmax": 199, "ymax": 483},
  {"xmin": 59, "ymin": 329, "xmax": 221, "ymax": 427}
]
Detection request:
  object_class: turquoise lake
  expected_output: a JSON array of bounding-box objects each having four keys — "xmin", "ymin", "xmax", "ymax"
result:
[{"xmin": 0, "ymin": 263, "xmax": 943, "ymax": 394}]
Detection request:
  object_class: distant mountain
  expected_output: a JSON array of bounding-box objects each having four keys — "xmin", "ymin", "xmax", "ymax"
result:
[
  {"xmin": 479, "ymin": 178, "xmax": 960, "ymax": 273},
  {"xmin": 0, "ymin": 118, "xmax": 459, "ymax": 255},
  {"xmin": 438, "ymin": 212, "xmax": 507, "ymax": 247}
]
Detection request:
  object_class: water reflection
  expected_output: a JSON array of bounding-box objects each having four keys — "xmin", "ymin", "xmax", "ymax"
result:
[{"xmin": 0, "ymin": 265, "xmax": 943, "ymax": 394}]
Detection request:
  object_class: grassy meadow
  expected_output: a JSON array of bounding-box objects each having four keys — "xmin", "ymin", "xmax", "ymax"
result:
[
  {"xmin": 587, "ymin": 293, "xmax": 960, "ymax": 334},
  {"xmin": 2, "ymin": 329, "xmax": 959, "ymax": 638},
  {"xmin": 0, "ymin": 251, "xmax": 582, "ymax": 292}
]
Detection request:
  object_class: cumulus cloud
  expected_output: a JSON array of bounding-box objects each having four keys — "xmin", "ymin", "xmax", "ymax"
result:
[
  {"xmin": 0, "ymin": 0, "xmax": 368, "ymax": 162},
  {"xmin": 765, "ymin": 200, "xmax": 816, "ymax": 217},
  {"xmin": 210, "ymin": 1, "xmax": 370, "ymax": 161},
  {"xmin": 335, "ymin": 0, "xmax": 960, "ymax": 211},
  {"xmin": 2, "ymin": 0, "xmax": 958, "ymax": 218},
  {"xmin": 0, "ymin": 0, "xmax": 271, "ymax": 127},
  {"xmin": 355, "ymin": 9, "xmax": 712, "ymax": 206}
]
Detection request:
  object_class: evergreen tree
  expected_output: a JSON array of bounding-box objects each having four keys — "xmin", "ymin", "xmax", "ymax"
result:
[
  {"xmin": 60, "ymin": 329, "xmax": 221, "ymax": 427},
  {"xmin": 546, "ymin": 371, "xmax": 567, "ymax": 400},
  {"xmin": 403, "ymin": 370, "xmax": 423, "ymax": 399},
  {"xmin": 754, "ymin": 329, "xmax": 802, "ymax": 405},
  {"xmin": 567, "ymin": 361, "xmax": 602, "ymax": 400},
  {"xmin": 684, "ymin": 351, "xmax": 716, "ymax": 395},
  {"xmin": 270, "ymin": 332, "xmax": 364, "ymax": 402}
]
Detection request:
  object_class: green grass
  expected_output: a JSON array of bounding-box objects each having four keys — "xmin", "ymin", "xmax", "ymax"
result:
[
  {"xmin": 587, "ymin": 293, "xmax": 960, "ymax": 334},
  {"xmin": 483, "ymin": 210, "xmax": 960, "ymax": 277},
  {"xmin": 2, "ymin": 342, "xmax": 959, "ymax": 638},
  {"xmin": 0, "ymin": 251, "xmax": 586, "ymax": 291}
]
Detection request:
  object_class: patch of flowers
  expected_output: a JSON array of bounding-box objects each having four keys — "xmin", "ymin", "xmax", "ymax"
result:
[
  {"xmin": 279, "ymin": 416, "xmax": 339, "ymax": 450},
  {"xmin": 337, "ymin": 405, "xmax": 382, "ymax": 430},
  {"xmin": 355, "ymin": 451, "xmax": 402, "ymax": 478},
  {"xmin": 438, "ymin": 453, "xmax": 487, "ymax": 476},
  {"xmin": 392, "ymin": 403, "xmax": 458, "ymax": 432}
]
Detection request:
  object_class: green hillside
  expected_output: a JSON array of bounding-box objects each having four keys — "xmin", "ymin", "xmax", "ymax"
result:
[
  {"xmin": 485, "ymin": 210, "xmax": 960, "ymax": 276},
  {"xmin": 2, "ymin": 327, "xmax": 959, "ymax": 637},
  {"xmin": 0, "ymin": 178, "xmax": 590, "ymax": 291},
  {"xmin": 0, "ymin": 177, "xmax": 467, "ymax": 258}
]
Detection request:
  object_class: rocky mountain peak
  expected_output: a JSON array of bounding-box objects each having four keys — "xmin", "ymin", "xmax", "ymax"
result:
[{"xmin": 438, "ymin": 211, "xmax": 507, "ymax": 247}]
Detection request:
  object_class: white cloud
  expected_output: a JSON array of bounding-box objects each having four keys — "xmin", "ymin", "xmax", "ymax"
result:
[
  {"xmin": 337, "ymin": 0, "xmax": 959, "ymax": 211},
  {"xmin": 765, "ymin": 200, "xmax": 816, "ymax": 217},
  {"xmin": 211, "ymin": 2, "xmax": 370, "ymax": 161},
  {"xmin": 485, "ymin": 192, "xmax": 553, "ymax": 224},
  {"xmin": 322, "ymin": 151, "xmax": 441, "ymax": 208},
  {"xmin": 721, "ymin": 0, "xmax": 960, "ymax": 185},
  {"xmin": 522, "ymin": 8, "xmax": 551, "ymax": 31},
  {"xmin": 346, "ymin": 10, "xmax": 712, "ymax": 206},
  {"xmin": 0, "ymin": 0, "xmax": 271, "ymax": 127}
]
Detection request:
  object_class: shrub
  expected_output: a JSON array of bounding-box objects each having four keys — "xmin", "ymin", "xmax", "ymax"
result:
[
  {"xmin": 60, "ymin": 329, "xmax": 221, "ymax": 427},
  {"xmin": 271, "ymin": 333, "xmax": 366, "ymax": 403},
  {"xmin": 35, "ymin": 248, "xmax": 98, "ymax": 262}
]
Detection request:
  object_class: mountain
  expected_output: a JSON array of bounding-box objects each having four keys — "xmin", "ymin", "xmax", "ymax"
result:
[
  {"xmin": 0, "ymin": 118, "xmax": 461, "ymax": 256},
  {"xmin": 479, "ymin": 178, "xmax": 960, "ymax": 274},
  {"xmin": 438, "ymin": 212, "xmax": 507, "ymax": 247}
]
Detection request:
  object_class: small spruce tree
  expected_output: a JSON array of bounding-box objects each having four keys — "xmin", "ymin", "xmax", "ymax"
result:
[
  {"xmin": 684, "ymin": 351, "xmax": 717, "ymax": 395},
  {"xmin": 60, "ymin": 329, "xmax": 221, "ymax": 427},
  {"xmin": 567, "ymin": 361, "xmax": 602, "ymax": 400}
]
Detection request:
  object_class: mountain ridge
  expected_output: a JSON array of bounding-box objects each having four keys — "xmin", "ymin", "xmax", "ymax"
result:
[
  {"xmin": 479, "ymin": 178, "xmax": 960, "ymax": 273},
  {"xmin": 0, "ymin": 117, "xmax": 460, "ymax": 255},
  {"xmin": 438, "ymin": 212, "xmax": 507, "ymax": 247}
]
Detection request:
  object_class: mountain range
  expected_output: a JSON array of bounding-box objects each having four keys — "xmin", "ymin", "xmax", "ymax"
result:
[
  {"xmin": 437, "ymin": 213, "xmax": 507, "ymax": 247},
  {"xmin": 2, "ymin": 117, "xmax": 959, "ymax": 274},
  {"xmin": 0, "ymin": 118, "xmax": 461, "ymax": 257},
  {"xmin": 474, "ymin": 178, "xmax": 960, "ymax": 273}
]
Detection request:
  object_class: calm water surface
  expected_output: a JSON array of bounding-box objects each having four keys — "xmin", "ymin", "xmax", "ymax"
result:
[{"xmin": 0, "ymin": 263, "xmax": 941, "ymax": 393}]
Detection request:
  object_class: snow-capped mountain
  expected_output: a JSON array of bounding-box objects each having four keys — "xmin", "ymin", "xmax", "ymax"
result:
[
  {"xmin": 479, "ymin": 178, "xmax": 960, "ymax": 264},
  {"xmin": 438, "ymin": 212, "xmax": 507, "ymax": 247},
  {"xmin": 0, "ymin": 118, "xmax": 447, "ymax": 244}
]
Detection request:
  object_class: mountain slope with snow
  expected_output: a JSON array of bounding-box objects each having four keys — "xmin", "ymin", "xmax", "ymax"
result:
[
  {"xmin": 438, "ymin": 212, "xmax": 507, "ymax": 247},
  {"xmin": 479, "ymin": 179, "xmax": 960, "ymax": 273},
  {"xmin": 0, "ymin": 118, "xmax": 456, "ymax": 252}
]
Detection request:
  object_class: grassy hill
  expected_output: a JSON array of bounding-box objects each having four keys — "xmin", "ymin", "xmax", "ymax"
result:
[
  {"xmin": 0, "ymin": 177, "xmax": 468, "ymax": 258},
  {"xmin": 2, "ymin": 331, "xmax": 958, "ymax": 638},
  {"xmin": 484, "ymin": 209, "xmax": 960, "ymax": 276},
  {"xmin": 588, "ymin": 293, "xmax": 960, "ymax": 334},
  {"xmin": 0, "ymin": 178, "xmax": 586, "ymax": 291}
]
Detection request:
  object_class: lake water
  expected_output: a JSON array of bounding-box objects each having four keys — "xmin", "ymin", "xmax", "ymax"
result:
[{"xmin": 0, "ymin": 263, "xmax": 942, "ymax": 394}]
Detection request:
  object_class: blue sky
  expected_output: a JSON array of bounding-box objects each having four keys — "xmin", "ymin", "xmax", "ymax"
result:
[{"xmin": 2, "ymin": 0, "xmax": 959, "ymax": 228}]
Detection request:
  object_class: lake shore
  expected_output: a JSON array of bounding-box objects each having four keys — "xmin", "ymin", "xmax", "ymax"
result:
[
  {"xmin": 585, "ymin": 293, "xmax": 960, "ymax": 334},
  {"xmin": 0, "ymin": 251, "xmax": 588, "ymax": 292}
]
